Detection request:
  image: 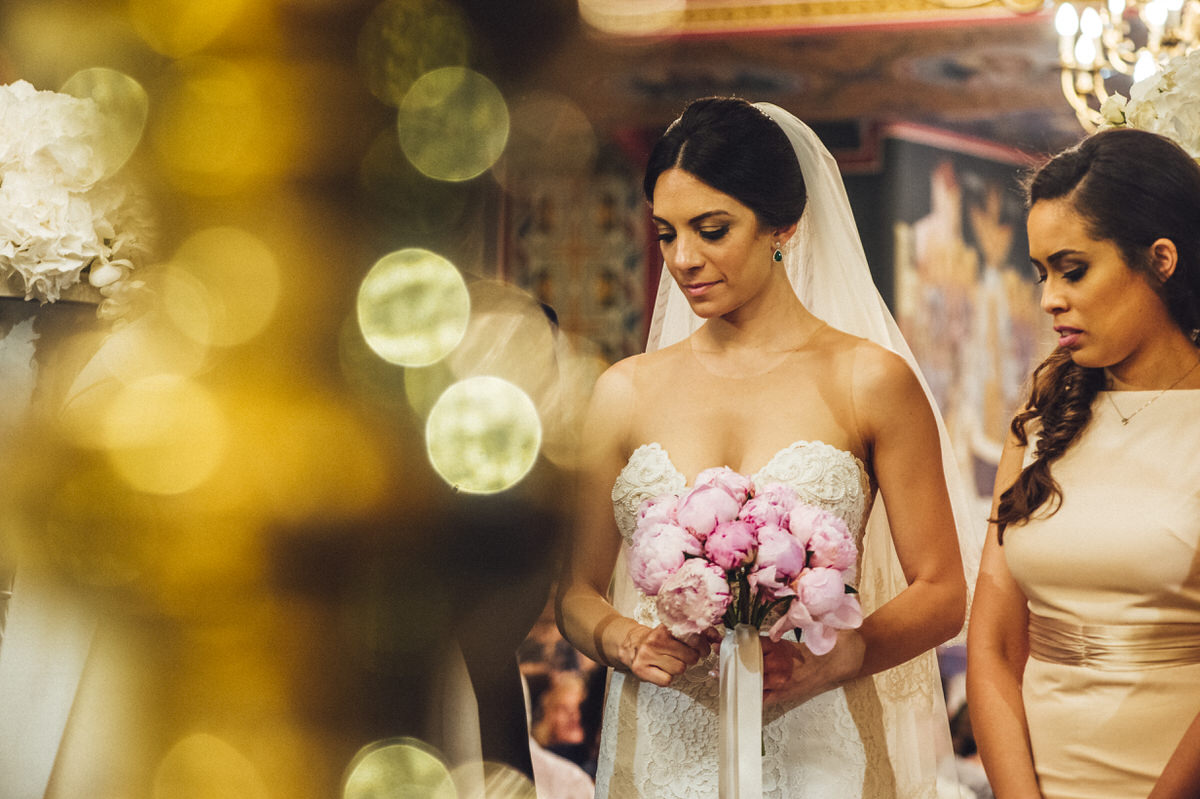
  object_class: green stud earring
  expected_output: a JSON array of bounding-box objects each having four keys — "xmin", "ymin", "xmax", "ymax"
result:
[{"xmin": 773, "ymin": 243, "xmax": 783, "ymax": 262}]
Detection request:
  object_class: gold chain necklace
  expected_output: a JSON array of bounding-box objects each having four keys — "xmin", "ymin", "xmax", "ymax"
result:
[{"xmin": 1106, "ymin": 359, "xmax": 1200, "ymax": 425}]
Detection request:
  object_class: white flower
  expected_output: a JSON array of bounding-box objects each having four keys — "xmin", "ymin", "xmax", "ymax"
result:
[
  {"xmin": 1116, "ymin": 52, "xmax": 1200, "ymax": 159},
  {"xmin": 0, "ymin": 81, "xmax": 105, "ymax": 188},
  {"xmin": 0, "ymin": 79, "xmax": 152, "ymax": 308},
  {"xmin": 1099, "ymin": 94, "xmax": 1127, "ymax": 126}
]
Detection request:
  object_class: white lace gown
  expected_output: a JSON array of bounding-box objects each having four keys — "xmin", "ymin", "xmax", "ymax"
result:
[{"xmin": 597, "ymin": 440, "xmax": 884, "ymax": 798}]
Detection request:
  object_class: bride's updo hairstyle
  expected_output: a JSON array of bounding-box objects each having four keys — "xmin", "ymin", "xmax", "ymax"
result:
[
  {"xmin": 643, "ymin": 97, "xmax": 807, "ymax": 230},
  {"xmin": 995, "ymin": 127, "xmax": 1200, "ymax": 539}
]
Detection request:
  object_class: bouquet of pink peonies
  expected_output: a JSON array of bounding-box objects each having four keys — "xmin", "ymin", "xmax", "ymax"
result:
[{"xmin": 628, "ymin": 466, "xmax": 862, "ymax": 655}]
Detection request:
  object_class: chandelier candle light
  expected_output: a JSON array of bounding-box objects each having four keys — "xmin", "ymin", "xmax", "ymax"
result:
[{"xmin": 1054, "ymin": 0, "xmax": 1200, "ymax": 128}]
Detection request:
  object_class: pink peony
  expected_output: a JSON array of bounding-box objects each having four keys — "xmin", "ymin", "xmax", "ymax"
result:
[
  {"xmin": 791, "ymin": 614, "xmax": 840, "ymax": 656},
  {"xmin": 675, "ymin": 484, "xmax": 741, "ymax": 541},
  {"xmin": 785, "ymin": 502, "xmax": 835, "ymax": 551},
  {"xmin": 656, "ymin": 558, "xmax": 732, "ymax": 637},
  {"xmin": 694, "ymin": 466, "xmax": 754, "ymax": 504},
  {"xmin": 638, "ymin": 493, "xmax": 680, "ymax": 527},
  {"xmin": 796, "ymin": 567, "xmax": 851, "ymax": 616},
  {"xmin": 704, "ymin": 519, "xmax": 758, "ymax": 571},
  {"xmin": 739, "ymin": 482, "xmax": 797, "ymax": 528},
  {"xmin": 750, "ymin": 523, "xmax": 807, "ymax": 596},
  {"xmin": 806, "ymin": 513, "xmax": 857, "ymax": 574},
  {"xmin": 628, "ymin": 521, "xmax": 703, "ymax": 595},
  {"xmin": 766, "ymin": 587, "xmax": 809, "ymax": 643},
  {"xmin": 767, "ymin": 567, "xmax": 863, "ymax": 654}
]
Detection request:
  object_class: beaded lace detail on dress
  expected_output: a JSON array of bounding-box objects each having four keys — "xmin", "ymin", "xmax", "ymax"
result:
[{"xmin": 598, "ymin": 440, "xmax": 876, "ymax": 799}]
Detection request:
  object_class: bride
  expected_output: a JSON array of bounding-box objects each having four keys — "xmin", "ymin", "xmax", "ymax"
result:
[{"xmin": 555, "ymin": 97, "xmax": 976, "ymax": 798}]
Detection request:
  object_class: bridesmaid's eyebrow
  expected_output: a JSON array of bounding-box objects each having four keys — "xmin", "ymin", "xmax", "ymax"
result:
[
  {"xmin": 651, "ymin": 210, "xmax": 734, "ymax": 227},
  {"xmin": 1030, "ymin": 248, "xmax": 1084, "ymax": 269}
]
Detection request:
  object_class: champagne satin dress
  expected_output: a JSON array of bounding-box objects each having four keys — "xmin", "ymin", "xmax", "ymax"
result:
[{"xmin": 1005, "ymin": 390, "xmax": 1200, "ymax": 799}]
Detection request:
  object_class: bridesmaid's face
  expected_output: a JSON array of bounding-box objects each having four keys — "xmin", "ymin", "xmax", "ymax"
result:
[
  {"xmin": 1028, "ymin": 197, "xmax": 1173, "ymax": 372},
  {"xmin": 650, "ymin": 168, "xmax": 778, "ymax": 319}
]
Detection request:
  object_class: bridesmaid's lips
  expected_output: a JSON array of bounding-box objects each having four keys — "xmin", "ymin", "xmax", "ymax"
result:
[{"xmin": 1055, "ymin": 326, "xmax": 1082, "ymax": 348}]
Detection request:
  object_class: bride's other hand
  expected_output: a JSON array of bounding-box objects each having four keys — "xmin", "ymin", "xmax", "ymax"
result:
[
  {"xmin": 762, "ymin": 629, "xmax": 865, "ymax": 707},
  {"xmin": 621, "ymin": 624, "xmax": 713, "ymax": 686}
]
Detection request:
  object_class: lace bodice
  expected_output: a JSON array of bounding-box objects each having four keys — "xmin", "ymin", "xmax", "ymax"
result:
[
  {"xmin": 612, "ymin": 440, "xmax": 872, "ymax": 544},
  {"xmin": 597, "ymin": 441, "xmax": 882, "ymax": 798}
]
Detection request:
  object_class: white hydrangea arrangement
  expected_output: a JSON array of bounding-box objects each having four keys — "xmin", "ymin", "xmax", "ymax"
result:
[
  {"xmin": 0, "ymin": 80, "xmax": 149, "ymax": 318},
  {"xmin": 1100, "ymin": 51, "xmax": 1200, "ymax": 159}
]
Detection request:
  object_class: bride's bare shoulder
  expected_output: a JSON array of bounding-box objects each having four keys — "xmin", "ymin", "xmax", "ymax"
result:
[
  {"xmin": 591, "ymin": 341, "xmax": 688, "ymax": 409},
  {"xmin": 820, "ymin": 328, "xmax": 922, "ymax": 396},
  {"xmin": 599, "ymin": 339, "xmax": 685, "ymax": 377}
]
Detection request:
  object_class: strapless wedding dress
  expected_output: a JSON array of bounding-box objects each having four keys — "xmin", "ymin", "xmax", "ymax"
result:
[{"xmin": 595, "ymin": 440, "xmax": 884, "ymax": 798}]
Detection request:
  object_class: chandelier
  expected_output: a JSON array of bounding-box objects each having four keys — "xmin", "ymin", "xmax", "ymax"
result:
[{"xmin": 1054, "ymin": 0, "xmax": 1200, "ymax": 129}]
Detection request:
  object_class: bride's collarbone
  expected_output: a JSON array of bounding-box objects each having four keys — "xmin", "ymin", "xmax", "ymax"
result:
[
  {"xmin": 680, "ymin": 326, "xmax": 843, "ymax": 381},
  {"xmin": 684, "ymin": 347, "xmax": 823, "ymax": 380}
]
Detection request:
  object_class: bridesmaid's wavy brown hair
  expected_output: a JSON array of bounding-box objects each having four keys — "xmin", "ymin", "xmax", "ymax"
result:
[{"xmin": 995, "ymin": 128, "xmax": 1200, "ymax": 541}]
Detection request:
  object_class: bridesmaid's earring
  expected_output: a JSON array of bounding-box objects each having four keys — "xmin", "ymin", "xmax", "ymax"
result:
[{"xmin": 773, "ymin": 241, "xmax": 783, "ymax": 262}]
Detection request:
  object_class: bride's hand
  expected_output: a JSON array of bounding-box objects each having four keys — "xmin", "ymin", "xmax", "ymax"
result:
[
  {"xmin": 620, "ymin": 624, "xmax": 717, "ymax": 687},
  {"xmin": 761, "ymin": 629, "xmax": 865, "ymax": 707}
]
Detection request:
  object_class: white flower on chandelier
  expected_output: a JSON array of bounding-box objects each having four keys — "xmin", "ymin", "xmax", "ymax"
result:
[
  {"xmin": 1101, "ymin": 51, "xmax": 1200, "ymax": 160},
  {"xmin": 0, "ymin": 80, "xmax": 149, "ymax": 311}
]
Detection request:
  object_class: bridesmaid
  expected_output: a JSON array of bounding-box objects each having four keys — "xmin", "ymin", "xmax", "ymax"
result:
[{"xmin": 967, "ymin": 127, "xmax": 1200, "ymax": 798}]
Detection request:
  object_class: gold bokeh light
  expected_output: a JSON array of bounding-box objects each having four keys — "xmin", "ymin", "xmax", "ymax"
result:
[
  {"xmin": 445, "ymin": 279, "xmax": 557, "ymax": 410},
  {"xmin": 357, "ymin": 0, "xmax": 471, "ymax": 107},
  {"xmin": 359, "ymin": 128, "xmax": 471, "ymax": 237},
  {"xmin": 493, "ymin": 92, "xmax": 598, "ymax": 192},
  {"xmin": 60, "ymin": 68, "xmax": 149, "ymax": 178},
  {"xmin": 192, "ymin": 389, "xmax": 390, "ymax": 522},
  {"xmin": 425, "ymin": 376, "xmax": 542, "ymax": 494},
  {"xmin": 357, "ymin": 248, "xmax": 470, "ymax": 367},
  {"xmin": 55, "ymin": 310, "xmax": 211, "ymax": 451},
  {"xmin": 540, "ymin": 333, "xmax": 609, "ymax": 471},
  {"xmin": 103, "ymin": 374, "xmax": 228, "ymax": 496},
  {"xmin": 153, "ymin": 733, "xmax": 270, "ymax": 799},
  {"xmin": 152, "ymin": 58, "xmax": 290, "ymax": 195},
  {"xmin": 403, "ymin": 360, "xmax": 455, "ymax": 421},
  {"xmin": 343, "ymin": 738, "xmax": 456, "ymax": 799},
  {"xmin": 397, "ymin": 67, "xmax": 510, "ymax": 182},
  {"xmin": 159, "ymin": 265, "xmax": 217, "ymax": 353},
  {"xmin": 403, "ymin": 280, "xmax": 558, "ymax": 427},
  {"xmin": 130, "ymin": 0, "xmax": 247, "ymax": 57},
  {"xmin": 167, "ymin": 227, "xmax": 282, "ymax": 348}
]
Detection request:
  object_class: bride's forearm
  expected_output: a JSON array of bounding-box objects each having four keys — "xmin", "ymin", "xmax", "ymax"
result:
[
  {"xmin": 854, "ymin": 574, "xmax": 965, "ymax": 678},
  {"xmin": 556, "ymin": 586, "xmax": 643, "ymax": 670}
]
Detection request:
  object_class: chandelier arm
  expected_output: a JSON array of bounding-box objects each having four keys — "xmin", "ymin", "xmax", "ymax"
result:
[
  {"xmin": 1061, "ymin": 66, "xmax": 1102, "ymax": 131},
  {"xmin": 1101, "ymin": 29, "xmax": 1139, "ymax": 73},
  {"xmin": 1105, "ymin": 50, "xmax": 1138, "ymax": 73}
]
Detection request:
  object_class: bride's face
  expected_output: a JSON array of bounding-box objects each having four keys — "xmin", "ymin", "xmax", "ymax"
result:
[{"xmin": 651, "ymin": 168, "xmax": 777, "ymax": 318}]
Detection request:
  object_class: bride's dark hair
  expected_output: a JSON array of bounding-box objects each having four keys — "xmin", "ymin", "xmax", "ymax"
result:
[
  {"xmin": 643, "ymin": 97, "xmax": 807, "ymax": 229},
  {"xmin": 995, "ymin": 127, "xmax": 1200, "ymax": 540}
]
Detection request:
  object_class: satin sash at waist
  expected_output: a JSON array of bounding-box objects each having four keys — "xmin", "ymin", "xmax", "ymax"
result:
[{"xmin": 1028, "ymin": 613, "xmax": 1200, "ymax": 670}]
